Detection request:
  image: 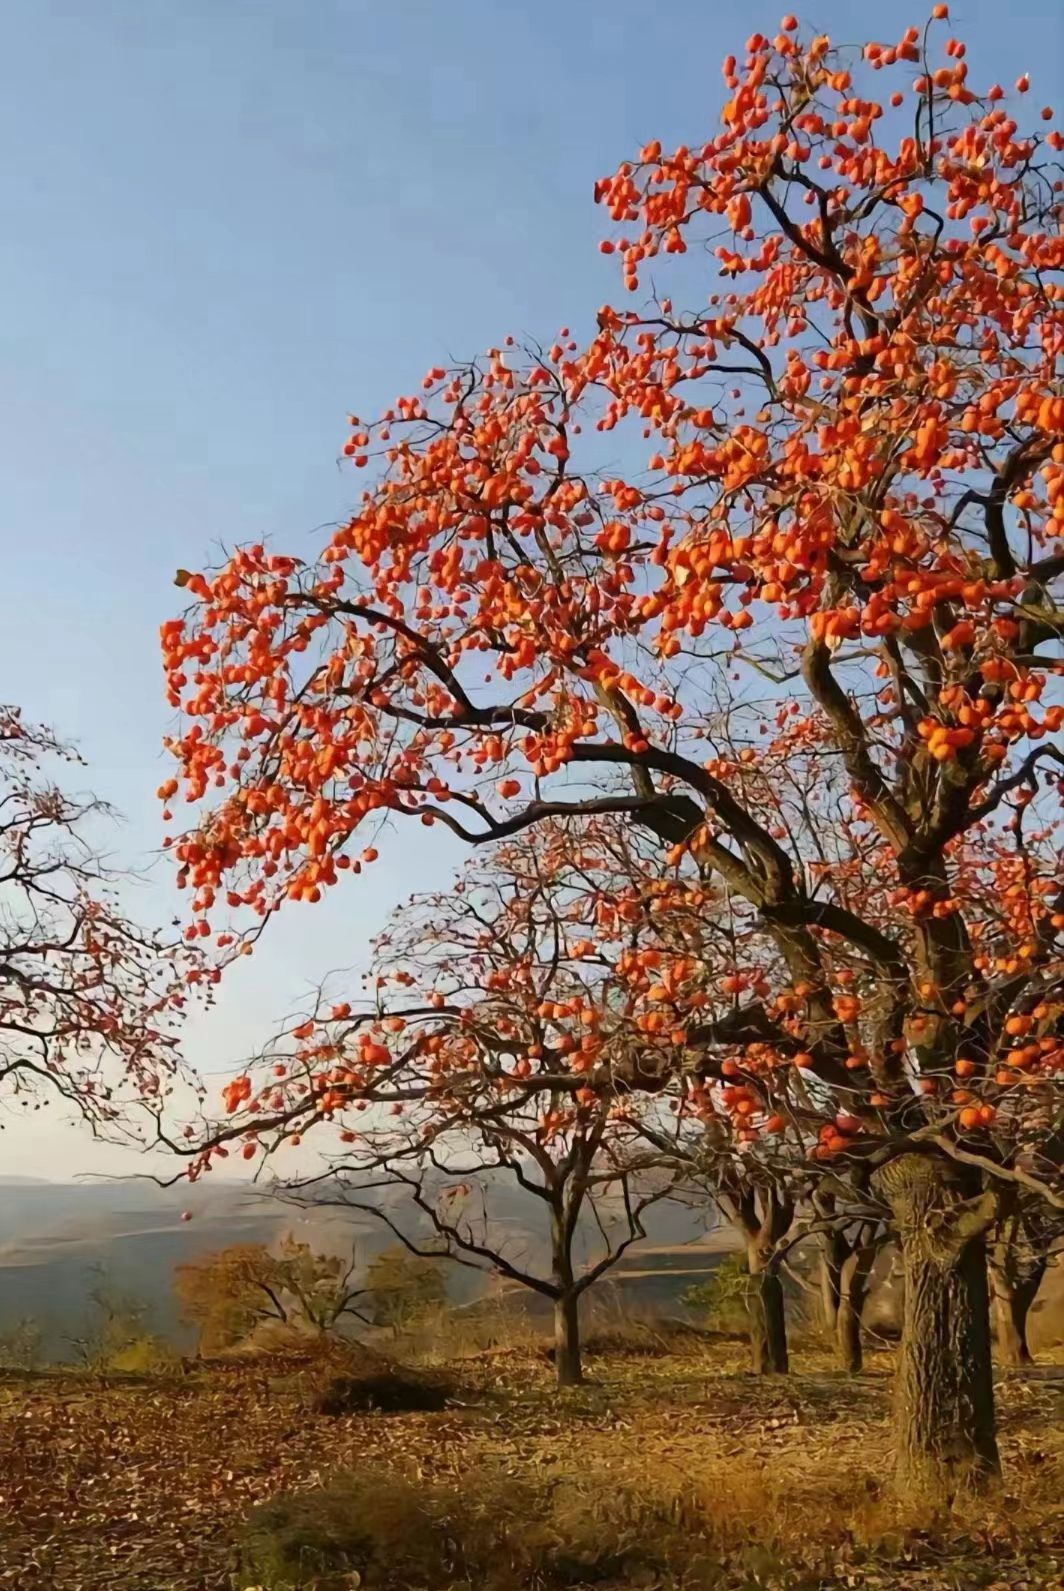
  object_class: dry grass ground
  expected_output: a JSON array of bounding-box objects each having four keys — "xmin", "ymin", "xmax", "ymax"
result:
[{"xmin": 0, "ymin": 1339, "xmax": 1062, "ymax": 1590}]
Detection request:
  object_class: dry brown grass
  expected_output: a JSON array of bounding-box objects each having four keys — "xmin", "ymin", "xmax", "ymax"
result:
[
  {"xmin": 541, "ymin": 1316, "xmax": 728, "ymax": 1364},
  {"xmin": 0, "ymin": 1339, "xmax": 1061, "ymax": 1588},
  {"xmin": 395, "ymin": 1295, "xmax": 546, "ymax": 1364},
  {"xmin": 555, "ymin": 1408, "xmax": 1064, "ymax": 1586}
]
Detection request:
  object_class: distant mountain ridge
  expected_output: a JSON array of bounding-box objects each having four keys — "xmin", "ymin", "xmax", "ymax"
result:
[{"xmin": 0, "ymin": 1174, "xmax": 722, "ymax": 1360}]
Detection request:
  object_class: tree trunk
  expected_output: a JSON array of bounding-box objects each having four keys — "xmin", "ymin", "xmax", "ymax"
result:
[
  {"xmin": 548, "ymin": 1198, "xmax": 584, "ymax": 1389},
  {"xmin": 730, "ymin": 1189, "xmax": 792, "ymax": 1377},
  {"xmin": 553, "ymin": 1290, "xmax": 583, "ymax": 1387},
  {"xmin": 989, "ymin": 1207, "xmax": 1045, "ymax": 1369},
  {"xmin": 837, "ymin": 1254, "xmax": 866, "ymax": 1375},
  {"xmin": 835, "ymin": 1232, "xmax": 876, "ymax": 1375},
  {"xmin": 874, "ymin": 1154, "xmax": 999, "ymax": 1499},
  {"xmin": 991, "ymin": 1267, "xmax": 1041, "ymax": 1368},
  {"xmin": 819, "ymin": 1236, "xmax": 843, "ymax": 1333},
  {"xmin": 836, "ymin": 1290, "xmax": 862, "ymax": 1375},
  {"xmin": 747, "ymin": 1243, "xmax": 789, "ymax": 1375}
]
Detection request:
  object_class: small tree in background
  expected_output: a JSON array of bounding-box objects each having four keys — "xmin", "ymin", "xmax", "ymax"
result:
[
  {"xmin": 250, "ymin": 837, "xmax": 683, "ymax": 1389},
  {"xmin": 0, "ymin": 1318, "xmax": 44, "ymax": 1372},
  {"xmin": 719, "ymin": 1176, "xmax": 795, "ymax": 1375},
  {"xmin": 65, "ymin": 1265, "xmax": 151, "ymax": 1370},
  {"xmin": 175, "ymin": 1243, "xmax": 278, "ymax": 1351},
  {"xmin": 816, "ymin": 1208, "xmax": 886, "ymax": 1375},
  {"xmin": 174, "ymin": 1237, "xmax": 365, "ymax": 1352},
  {"xmin": 361, "ymin": 1246, "xmax": 448, "ymax": 1335},
  {"xmin": 640, "ymin": 1105, "xmax": 803, "ymax": 1375}
]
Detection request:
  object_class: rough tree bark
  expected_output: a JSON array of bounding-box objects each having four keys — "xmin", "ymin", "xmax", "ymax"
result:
[
  {"xmin": 873, "ymin": 1153, "xmax": 1000, "ymax": 1499},
  {"xmin": 819, "ymin": 1233, "xmax": 843, "ymax": 1335}
]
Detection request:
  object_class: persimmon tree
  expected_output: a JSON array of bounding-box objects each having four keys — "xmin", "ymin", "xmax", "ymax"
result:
[
  {"xmin": 628, "ymin": 1045, "xmax": 883, "ymax": 1377},
  {"xmin": 174, "ymin": 815, "xmax": 814, "ymax": 1379},
  {"xmin": 163, "ymin": 14, "xmax": 1063, "ymax": 1495},
  {"xmin": 314, "ymin": 1141, "xmax": 666, "ymax": 1390},
  {"xmin": 216, "ymin": 834, "xmax": 681, "ymax": 1388},
  {"xmin": 0, "ymin": 704, "xmax": 188, "ymax": 1143}
]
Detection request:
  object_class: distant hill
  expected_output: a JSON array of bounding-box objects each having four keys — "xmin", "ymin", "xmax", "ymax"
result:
[
  {"xmin": 0, "ymin": 1174, "xmax": 724, "ymax": 1359},
  {"xmin": 0, "ymin": 1177, "xmax": 381, "ymax": 1358}
]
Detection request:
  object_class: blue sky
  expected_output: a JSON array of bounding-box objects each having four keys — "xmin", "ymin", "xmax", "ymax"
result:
[{"xmin": 1, "ymin": 0, "xmax": 1060, "ymax": 1173}]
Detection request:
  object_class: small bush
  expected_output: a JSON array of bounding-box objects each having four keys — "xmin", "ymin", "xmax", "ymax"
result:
[
  {"xmin": 0, "ymin": 1317, "xmax": 43, "ymax": 1372},
  {"xmin": 310, "ymin": 1364, "xmax": 454, "ymax": 1416},
  {"xmin": 291, "ymin": 1339, "xmax": 457, "ymax": 1416},
  {"xmin": 233, "ymin": 1465, "xmax": 662, "ymax": 1589},
  {"xmin": 105, "ymin": 1334, "xmax": 180, "ymax": 1375},
  {"xmin": 235, "ymin": 1472, "xmax": 442, "ymax": 1588},
  {"xmin": 360, "ymin": 1245, "xmax": 449, "ymax": 1333},
  {"xmin": 681, "ymin": 1252, "xmax": 752, "ymax": 1336},
  {"xmin": 221, "ymin": 1319, "xmax": 359, "ymax": 1361}
]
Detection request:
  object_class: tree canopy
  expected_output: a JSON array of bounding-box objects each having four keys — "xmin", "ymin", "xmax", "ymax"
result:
[{"xmin": 0, "ymin": 705, "xmax": 189, "ymax": 1144}]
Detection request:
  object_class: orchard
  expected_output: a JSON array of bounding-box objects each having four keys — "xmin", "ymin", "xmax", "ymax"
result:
[{"xmin": 162, "ymin": 14, "xmax": 1063, "ymax": 1500}]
